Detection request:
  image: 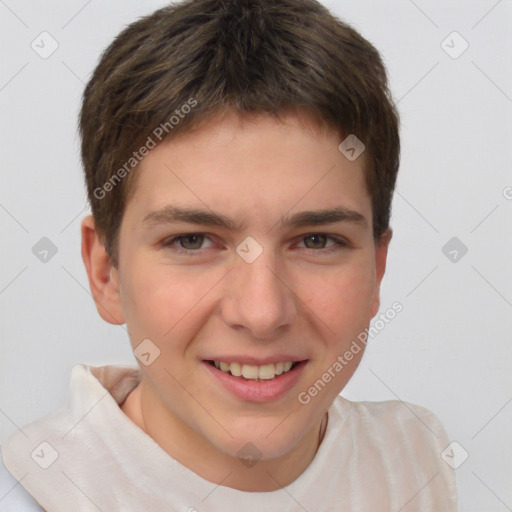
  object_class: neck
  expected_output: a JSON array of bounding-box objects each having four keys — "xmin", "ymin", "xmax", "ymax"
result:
[{"xmin": 121, "ymin": 380, "xmax": 329, "ymax": 492}]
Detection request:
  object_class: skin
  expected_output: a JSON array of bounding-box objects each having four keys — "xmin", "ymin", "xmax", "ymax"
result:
[{"xmin": 81, "ymin": 110, "xmax": 391, "ymax": 492}]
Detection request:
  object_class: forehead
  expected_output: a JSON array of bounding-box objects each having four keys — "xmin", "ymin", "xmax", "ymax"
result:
[{"xmin": 123, "ymin": 110, "xmax": 371, "ymax": 229}]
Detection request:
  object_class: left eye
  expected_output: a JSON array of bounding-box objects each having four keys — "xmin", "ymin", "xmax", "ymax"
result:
[{"xmin": 297, "ymin": 234, "xmax": 345, "ymax": 250}]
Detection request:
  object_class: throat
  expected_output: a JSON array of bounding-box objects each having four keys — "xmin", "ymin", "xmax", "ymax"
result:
[{"xmin": 120, "ymin": 384, "xmax": 146, "ymax": 432}]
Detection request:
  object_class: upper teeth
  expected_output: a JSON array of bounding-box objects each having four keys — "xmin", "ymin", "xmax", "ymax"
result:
[{"xmin": 214, "ymin": 361, "xmax": 295, "ymax": 380}]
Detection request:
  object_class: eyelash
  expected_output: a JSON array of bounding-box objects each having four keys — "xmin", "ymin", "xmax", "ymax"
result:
[{"xmin": 160, "ymin": 233, "xmax": 349, "ymax": 256}]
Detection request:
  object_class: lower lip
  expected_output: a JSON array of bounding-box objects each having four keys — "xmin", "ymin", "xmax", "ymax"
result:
[{"xmin": 202, "ymin": 360, "xmax": 308, "ymax": 403}]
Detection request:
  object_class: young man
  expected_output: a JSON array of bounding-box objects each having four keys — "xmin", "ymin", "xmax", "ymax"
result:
[{"xmin": 1, "ymin": 0, "xmax": 458, "ymax": 510}]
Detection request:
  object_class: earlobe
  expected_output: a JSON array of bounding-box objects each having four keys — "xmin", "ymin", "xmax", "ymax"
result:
[
  {"xmin": 81, "ymin": 215, "xmax": 125, "ymax": 325},
  {"xmin": 369, "ymin": 228, "xmax": 392, "ymax": 318}
]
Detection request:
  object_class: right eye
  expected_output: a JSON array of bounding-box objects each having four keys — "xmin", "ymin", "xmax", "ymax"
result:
[{"xmin": 161, "ymin": 233, "xmax": 215, "ymax": 255}]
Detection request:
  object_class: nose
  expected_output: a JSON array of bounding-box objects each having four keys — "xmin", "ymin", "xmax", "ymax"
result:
[{"xmin": 220, "ymin": 249, "xmax": 298, "ymax": 340}]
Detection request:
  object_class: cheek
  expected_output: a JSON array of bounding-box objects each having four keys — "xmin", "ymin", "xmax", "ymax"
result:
[
  {"xmin": 119, "ymin": 250, "xmax": 377, "ymax": 348},
  {"xmin": 118, "ymin": 261, "xmax": 223, "ymax": 343},
  {"xmin": 298, "ymin": 258, "xmax": 376, "ymax": 337},
  {"xmin": 120, "ymin": 272, "xmax": 164, "ymax": 334}
]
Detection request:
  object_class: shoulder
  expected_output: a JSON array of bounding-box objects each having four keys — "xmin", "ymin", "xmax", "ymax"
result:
[
  {"xmin": 332, "ymin": 397, "xmax": 459, "ymax": 508},
  {"xmin": 363, "ymin": 399, "xmax": 438, "ymax": 423},
  {"xmin": 331, "ymin": 396, "xmax": 454, "ymax": 456},
  {"xmin": 0, "ymin": 447, "xmax": 45, "ymax": 511},
  {"xmin": 347, "ymin": 398, "xmax": 449, "ymax": 438}
]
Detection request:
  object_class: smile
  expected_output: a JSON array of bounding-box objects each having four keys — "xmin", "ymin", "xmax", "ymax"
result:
[
  {"xmin": 203, "ymin": 359, "xmax": 308, "ymax": 402},
  {"xmin": 209, "ymin": 360, "xmax": 299, "ymax": 380}
]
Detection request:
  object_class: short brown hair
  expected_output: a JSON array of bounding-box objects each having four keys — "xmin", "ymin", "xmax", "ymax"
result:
[{"xmin": 79, "ymin": 0, "xmax": 400, "ymax": 267}]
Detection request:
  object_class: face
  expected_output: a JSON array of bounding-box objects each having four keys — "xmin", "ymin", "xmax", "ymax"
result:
[{"xmin": 88, "ymin": 110, "xmax": 390, "ymax": 462}]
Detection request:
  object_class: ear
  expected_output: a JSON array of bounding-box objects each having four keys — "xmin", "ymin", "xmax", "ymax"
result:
[
  {"xmin": 370, "ymin": 228, "xmax": 392, "ymax": 318},
  {"xmin": 81, "ymin": 215, "xmax": 125, "ymax": 325}
]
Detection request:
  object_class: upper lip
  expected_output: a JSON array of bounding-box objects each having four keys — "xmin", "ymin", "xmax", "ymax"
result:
[{"xmin": 203, "ymin": 355, "xmax": 308, "ymax": 365}]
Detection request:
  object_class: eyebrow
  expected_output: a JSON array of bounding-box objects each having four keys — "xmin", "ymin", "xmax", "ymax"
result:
[{"xmin": 141, "ymin": 205, "xmax": 367, "ymax": 231}]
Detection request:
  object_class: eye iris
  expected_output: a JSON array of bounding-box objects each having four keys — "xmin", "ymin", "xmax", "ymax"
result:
[
  {"xmin": 305, "ymin": 234, "xmax": 326, "ymax": 249},
  {"xmin": 181, "ymin": 234, "xmax": 204, "ymax": 249}
]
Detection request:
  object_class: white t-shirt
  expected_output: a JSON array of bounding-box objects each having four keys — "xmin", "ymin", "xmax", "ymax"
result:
[{"xmin": 0, "ymin": 364, "xmax": 458, "ymax": 511}]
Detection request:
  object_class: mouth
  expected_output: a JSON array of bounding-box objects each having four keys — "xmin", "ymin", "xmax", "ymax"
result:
[
  {"xmin": 204, "ymin": 359, "xmax": 304, "ymax": 381},
  {"xmin": 202, "ymin": 359, "xmax": 309, "ymax": 402}
]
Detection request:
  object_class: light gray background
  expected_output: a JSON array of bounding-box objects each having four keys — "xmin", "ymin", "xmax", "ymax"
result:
[{"xmin": 1, "ymin": 1, "xmax": 511, "ymax": 510}]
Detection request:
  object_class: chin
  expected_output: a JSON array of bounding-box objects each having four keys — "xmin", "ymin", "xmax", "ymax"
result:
[{"xmin": 210, "ymin": 420, "xmax": 307, "ymax": 461}]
